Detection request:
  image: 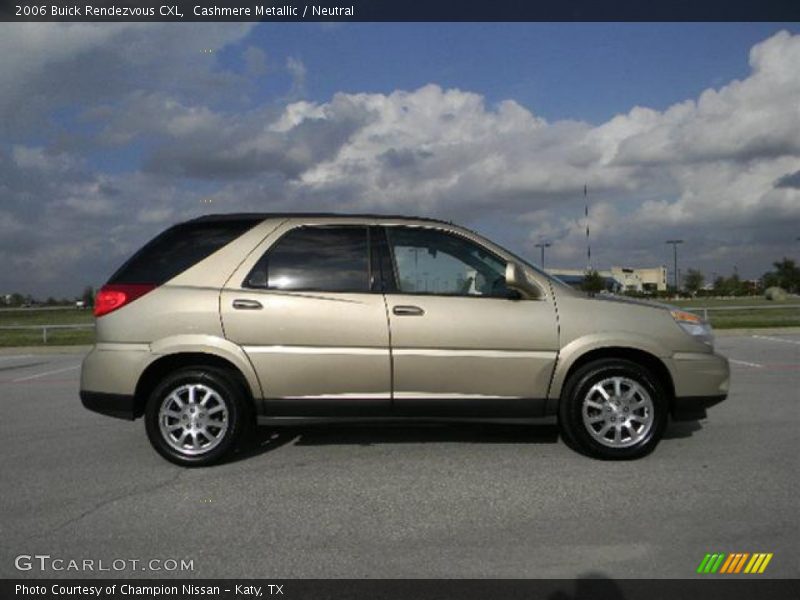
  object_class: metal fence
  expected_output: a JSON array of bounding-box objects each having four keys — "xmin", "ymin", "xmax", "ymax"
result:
[
  {"xmin": 684, "ymin": 304, "xmax": 800, "ymax": 321},
  {"xmin": 0, "ymin": 323, "xmax": 95, "ymax": 344}
]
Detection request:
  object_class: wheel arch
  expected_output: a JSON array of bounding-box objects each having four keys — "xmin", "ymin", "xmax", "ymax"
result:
[
  {"xmin": 134, "ymin": 351, "xmax": 257, "ymax": 419},
  {"xmin": 547, "ymin": 346, "xmax": 675, "ymax": 416}
]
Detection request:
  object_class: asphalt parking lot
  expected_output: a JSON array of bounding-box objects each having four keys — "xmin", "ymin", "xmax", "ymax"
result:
[{"xmin": 1, "ymin": 334, "xmax": 797, "ymax": 579}]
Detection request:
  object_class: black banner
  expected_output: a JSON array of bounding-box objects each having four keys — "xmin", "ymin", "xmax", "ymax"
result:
[
  {"xmin": 1, "ymin": 0, "xmax": 800, "ymax": 22},
  {"xmin": 3, "ymin": 579, "xmax": 800, "ymax": 600}
]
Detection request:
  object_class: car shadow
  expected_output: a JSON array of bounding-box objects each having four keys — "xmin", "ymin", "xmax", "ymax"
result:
[
  {"xmin": 663, "ymin": 419, "xmax": 704, "ymax": 440},
  {"xmin": 548, "ymin": 573, "xmax": 628, "ymax": 600},
  {"xmin": 289, "ymin": 421, "xmax": 560, "ymax": 446},
  {"xmin": 229, "ymin": 420, "xmax": 560, "ymax": 462},
  {"xmin": 228, "ymin": 418, "xmax": 703, "ymax": 463},
  {"xmin": 227, "ymin": 427, "xmax": 300, "ymax": 463}
]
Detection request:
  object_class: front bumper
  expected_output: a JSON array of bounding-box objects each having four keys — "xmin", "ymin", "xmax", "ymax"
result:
[{"xmin": 667, "ymin": 351, "xmax": 730, "ymax": 421}]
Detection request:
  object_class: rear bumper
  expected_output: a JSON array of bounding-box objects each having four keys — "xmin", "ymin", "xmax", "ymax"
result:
[
  {"xmin": 80, "ymin": 343, "xmax": 150, "ymax": 393},
  {"xmin": 80, "ymin": 343, "xmax": 149, "ymax": 420},
  {"xmin": 80, "ymin": 343, "xmax": 150, "ymax": 420},
  {"xmin": 80, "ymin": 390, "xmax": 136, "ymax": 420}
]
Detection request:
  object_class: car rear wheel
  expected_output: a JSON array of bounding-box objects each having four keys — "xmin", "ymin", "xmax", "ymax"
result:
[
  {"xmin": 559, "ymin": 358, "xmax": 668, "ymax": 460},
  {"xmin": 145, "ymin": 367, "xmax": 251, "ymax": 466}
]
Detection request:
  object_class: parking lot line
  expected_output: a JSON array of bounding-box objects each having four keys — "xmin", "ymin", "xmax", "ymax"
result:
[
  {"xmin": 0, "ymin": 354, "xmax": 33, "ymax": 361},
  {"xmin": 13, "ymin": 364, "xmax": 80, "ymax": 382},
  {"xmin": 729, "ymin": 359, "xmax": 763, "ymax": 368},
  {"xmin": 752, "ymin": 335, "xmax": 800, "ymax": 345}
]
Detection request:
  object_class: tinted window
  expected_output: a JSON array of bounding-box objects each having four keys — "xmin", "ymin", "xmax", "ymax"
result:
[
  {"xmin": 369, "ymin": 226, "xmax": 398, "ymax": 293},
  {"xmin": 387, "ymin": 227, "xmax": 508, "ymax": 297},
  {"xmin": 246, "ymin": 227, "xmax": 369, "ymax": 293},
  {"xmin": 109, "ymin": 219, "xmax": 259, "ymax": 285}
]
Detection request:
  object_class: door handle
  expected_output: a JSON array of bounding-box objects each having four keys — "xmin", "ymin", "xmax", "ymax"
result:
[
  {"xmin": 393, "ymin": 305, "xmax": 425, "ymax": 316},
  {"xmin": 232, "ymin": 299, "xmax": 263, "ymax": 310}
]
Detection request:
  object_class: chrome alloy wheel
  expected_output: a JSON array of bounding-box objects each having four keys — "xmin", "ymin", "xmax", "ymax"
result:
[
  {"xmin": 158, "ymin": 383, "xmax": 229, "ymax": 456},
  {"xmin": 581, "ymin": 376, "xmax": 654, "ymax": 448}
]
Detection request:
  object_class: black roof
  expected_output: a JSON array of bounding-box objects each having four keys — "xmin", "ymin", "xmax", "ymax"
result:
[{"xmin": 187, "ymin": 212, "xmax": 450, "ymax": 225}]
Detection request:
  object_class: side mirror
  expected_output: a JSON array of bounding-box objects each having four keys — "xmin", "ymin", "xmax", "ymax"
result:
[{"xmin": 505, "ymin": 262, "xmax": 541, "ymax": 299}]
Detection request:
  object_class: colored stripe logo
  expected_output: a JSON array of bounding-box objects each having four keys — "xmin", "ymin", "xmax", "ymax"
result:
[{"xmin": 696, "ymin": 552, "xmax": 773, "ymax": 574}]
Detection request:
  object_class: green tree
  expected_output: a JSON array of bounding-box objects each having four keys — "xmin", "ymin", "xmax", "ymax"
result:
[
  {"xmin": 683, "ymin": 269, "xmax": 704, "ymax": 296},
  {"xmin": 762, "ymin": 272, "xmax": 779, "ymax": 289},
  {"xmin": 762, "ymin": 258, "xmax": 800, "ymax": 293},
  {"xmin": 9, "ymin": 292, "xmax": 25, "ymax": 307},
  {"xmin": 711, "ymin": 276, "xmax": 724, "ymax": 295},
  {"xmin": 718, "ymin": 273, "xmax": 751, "ymax": 297},
  {"xmin": 581, "ymin": 269, "xmax": 605, "ymax": 294},
  {"xmin": 82, "ymin": 286, "xmax": 95, "ymax": 307}
]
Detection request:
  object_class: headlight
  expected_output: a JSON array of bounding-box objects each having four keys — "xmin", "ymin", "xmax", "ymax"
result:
[{"xmin": 670, "ymin": 309, "xmax": 714, "ymax": 347}]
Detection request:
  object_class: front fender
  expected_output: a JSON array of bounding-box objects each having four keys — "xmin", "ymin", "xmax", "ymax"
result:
[{"xmin": 548, "ymin": 332, "xmax": 672, "ymax": 403}]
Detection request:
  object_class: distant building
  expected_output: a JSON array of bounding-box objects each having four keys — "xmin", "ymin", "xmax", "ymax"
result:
[{"xmin": 547, "ymin": 266, "xmax": 668, "ymax": 293}]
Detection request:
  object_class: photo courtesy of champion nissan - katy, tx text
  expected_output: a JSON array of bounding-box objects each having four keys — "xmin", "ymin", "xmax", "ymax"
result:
[{"xmin": 79, "ymin": 213, "xmax": 729, "ymax": 466}]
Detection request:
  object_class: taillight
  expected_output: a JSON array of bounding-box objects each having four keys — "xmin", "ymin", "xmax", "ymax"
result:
[{"xmin": 94, "ymin": 284, "xmax": 156, "ymax": 317}]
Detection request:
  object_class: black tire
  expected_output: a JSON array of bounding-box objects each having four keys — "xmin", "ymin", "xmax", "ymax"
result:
[
  {"xmin": 145, "ymin": 367, "xmax": 253, "ymax": 467},
  {"xmin": 558, "ymin": 358, "xmax": 668, "ymax": 460}
]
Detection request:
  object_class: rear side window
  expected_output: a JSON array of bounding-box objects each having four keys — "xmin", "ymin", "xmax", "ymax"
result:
[
  {"xmin": 109, "ymin": 219, "xmax": 259, "ymax": 285},
  {"xmin": 245, "ymin": 226, "xmax": 369, "ymax": 293}
]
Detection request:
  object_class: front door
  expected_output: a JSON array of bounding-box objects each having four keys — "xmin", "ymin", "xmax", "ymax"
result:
[
  {"xmin": 221, "ymin": 225, "xmax": 391, "ymax": 414},
  {"xmin": 382, "ymin": 226, "xmax": 559, "ymax": 416}
]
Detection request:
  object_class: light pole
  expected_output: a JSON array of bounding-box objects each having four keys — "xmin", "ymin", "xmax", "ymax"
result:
[
  {"xmin": 666, "ymin": 240, "xmax": 684, "ymax": 292},
  {"xmin": 535, "ymin": 242, "xmax": 552, "ymax": 270}
]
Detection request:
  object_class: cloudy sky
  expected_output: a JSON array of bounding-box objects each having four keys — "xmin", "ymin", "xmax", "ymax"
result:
[{"xmin": 1, "ymin": 22, "xmax": 799, "ymax": 297}]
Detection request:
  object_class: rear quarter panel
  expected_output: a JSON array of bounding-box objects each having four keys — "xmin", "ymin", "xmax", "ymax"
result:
[
  {"xmin": 89, "ymin": 219, "xmax": 285, "ymax": 399},
  {"xmin": 94, "ymin": 218, "xmax": 284, "ymax": 345}
]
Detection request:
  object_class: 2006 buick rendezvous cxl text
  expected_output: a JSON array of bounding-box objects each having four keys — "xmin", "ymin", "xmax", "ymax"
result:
[{"xmin": 80, "ymin": 214, "xmax": 729, "ymax": 465}]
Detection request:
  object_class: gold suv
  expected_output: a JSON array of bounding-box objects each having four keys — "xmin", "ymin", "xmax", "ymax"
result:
[{"xmin": 80, "ymin": 214, "xmax": 729, "ymax": 465}]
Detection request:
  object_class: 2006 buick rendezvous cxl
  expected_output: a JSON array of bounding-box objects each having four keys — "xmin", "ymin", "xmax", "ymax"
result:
[{"xmin": 80, "ymin": 214, "xmax": 729, "ymax": 465}]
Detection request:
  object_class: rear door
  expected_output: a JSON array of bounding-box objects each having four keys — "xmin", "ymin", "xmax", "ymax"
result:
[
  {"xmin": 220, "ymin": 223, "xmax": 392, "ymax": 414},
  {"xmin": 380, "ymin": 225, "xmax": 559, "ymax": 415}
]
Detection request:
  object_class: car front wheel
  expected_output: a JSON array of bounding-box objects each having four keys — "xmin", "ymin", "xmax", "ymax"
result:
[
  {"xmin": 145, "ymin": 367, "xmax": 250, "ymax": 466},
  {"xmin": 559, "ymin": 358, "xmax": 668, "ymax": 460}
]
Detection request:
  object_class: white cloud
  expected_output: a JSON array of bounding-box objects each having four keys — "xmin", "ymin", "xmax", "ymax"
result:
[
  {"xmin": 0, "ymin": 23, "xmax": 255, "ymax": 138},
  {"xmin": 1, "ymin": 26, "xmax": 799, "ymax": 296},
  {"xmin": 286, "ymin": 56, "xmax": 308, "ymax": 97},
  {"xmin": 602, "ymin": 31, "xmax": 800, "ymax": 166}
]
